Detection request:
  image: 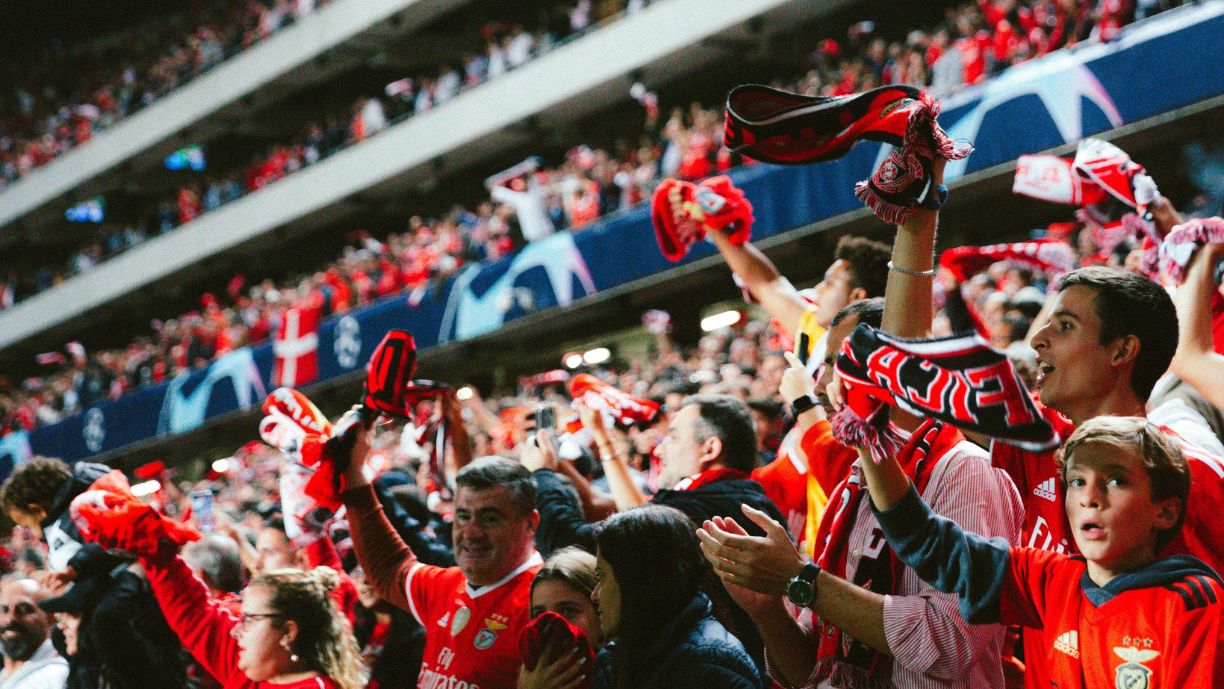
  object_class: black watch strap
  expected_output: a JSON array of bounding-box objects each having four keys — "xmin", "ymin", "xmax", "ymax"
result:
[{"xmin": 790, "ymin": 393, "xmax": 820, "ymax": 417}]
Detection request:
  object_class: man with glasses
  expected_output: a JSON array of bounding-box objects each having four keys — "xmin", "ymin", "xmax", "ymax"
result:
[{"xmin": 0, "ymin": 579, "xmax": 67, "ymax": 689}]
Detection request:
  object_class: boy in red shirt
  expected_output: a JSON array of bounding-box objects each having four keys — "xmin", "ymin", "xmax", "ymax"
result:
[{"xmin": 863, "ymin": 415, "xmax": 1223, "ymax": 689}]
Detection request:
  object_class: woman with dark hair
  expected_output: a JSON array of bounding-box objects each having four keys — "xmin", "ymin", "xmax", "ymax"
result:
[
  {"xmin": 590, "ymin": 505, "xmax": 762, "ymax": 689},
  {"xmin": 351, "ymin": 566, "xmax": 425, "ymax": 689}
]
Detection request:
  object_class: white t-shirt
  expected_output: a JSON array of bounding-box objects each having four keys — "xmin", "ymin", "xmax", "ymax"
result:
[{"xmin": 0, "ymin": 640, "xmax": 69, "ymax": 689}]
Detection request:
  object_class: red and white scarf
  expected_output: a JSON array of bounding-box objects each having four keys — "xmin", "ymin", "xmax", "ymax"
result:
[{"xmin": 812, "ymin": 419, "xmax": 963, "ymax": 689}]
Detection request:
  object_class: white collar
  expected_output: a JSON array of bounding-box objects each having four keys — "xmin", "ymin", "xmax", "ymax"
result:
[{"xmin": 466, "ymin": 551, "xmax": 543, "ymax": 599}]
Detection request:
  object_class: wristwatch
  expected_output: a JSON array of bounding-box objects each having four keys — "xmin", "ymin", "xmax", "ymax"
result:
[
  {"xmin": 789, "ymin": 393, "xmax": 820, "ymax": 418},
  {"xmin": 786, "ymin": 562, "xmax": 821, "ymax": 607}
]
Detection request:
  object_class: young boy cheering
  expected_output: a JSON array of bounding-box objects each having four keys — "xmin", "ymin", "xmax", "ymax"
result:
[{"xmin": 861, "ymin": 416, "xmax": 1223, "ymax": 688}]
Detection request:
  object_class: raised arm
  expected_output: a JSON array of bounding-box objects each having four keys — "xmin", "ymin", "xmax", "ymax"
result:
[
  {"xmin": 143, "ymin": 550, "xmax": 243, "ymax": 686},
  {"xmin": 339, "ymin": 422, "xmax": 415, "ymax": 611},
  {"xmin": 580, "ymin": 408, "xmax": 647, "ymax": 511},
  {"xmin": 1170, "ymin": 242, "xmax": 1224, "ymax": 410},
  {"xmin": 707, "ymin": 230, "xmax": 808, "ymax": 338},
  {"xmin": 878, "ymin": 160, "xmax": 946, "ymax": 430}
]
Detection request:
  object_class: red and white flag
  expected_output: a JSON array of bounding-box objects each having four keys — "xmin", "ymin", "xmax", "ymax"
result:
[{"xmin": 274, "ymin": 306, "xmax": 320, "ymax": 388}]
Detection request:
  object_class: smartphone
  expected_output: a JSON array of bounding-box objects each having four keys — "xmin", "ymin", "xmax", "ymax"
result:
[
  {"xmin": 534, "ymin": 406, "xmax": 556, "ymax": 432},
  {"xmin": 190, "ymin": 490, "xmax": 215, "ymax": 532}
]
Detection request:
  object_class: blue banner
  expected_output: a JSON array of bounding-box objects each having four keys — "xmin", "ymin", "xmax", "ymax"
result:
[{"xmin": 28, "ymin": 4, "xmax": 1224, "ymax": 464}]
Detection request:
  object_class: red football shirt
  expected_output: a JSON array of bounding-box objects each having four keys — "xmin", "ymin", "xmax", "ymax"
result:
[
  {"xmin": 990, "ymin": 404, "xmax": 1078, "ymax": 556},
  {"xmin": 1001, "ymin": 548, "xmax": 1224, "ymax": 689},
  {"xmin": 405, "ymin": 553, "xmax": 542, "ymax": 689}
]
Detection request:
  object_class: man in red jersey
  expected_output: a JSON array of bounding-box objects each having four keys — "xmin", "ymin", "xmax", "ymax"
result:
[{"xmin": 341, "ymin": 430, "xmax": 541, "ymax": 689}]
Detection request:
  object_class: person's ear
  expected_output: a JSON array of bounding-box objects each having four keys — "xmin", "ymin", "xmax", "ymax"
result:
[
  {"xmin": 281, "ymin": 619, "xmax": 300, "ymax": 648},
  {"xmin": 1111, "ymin": 334, "xmax": 1141, "ymax": 367},
  {"xmin": 1153, "ymin": 496, "xmax": 1181, "ymax": 532},
  {"xmin": 523, "ymin": 509, "xmax": 540, "ymax": 537},
  {"xmin": 699, "ymin": 435, "xmax": 723, "ymax": 469},
  {"xmin": 848, "ymin": 286, "xmax": 868, "ymax": 303}
]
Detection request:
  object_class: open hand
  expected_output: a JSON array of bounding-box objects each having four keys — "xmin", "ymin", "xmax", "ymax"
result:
[{"xmin": 697, "ymin": 505, "xmax": 805, "ymax": 599}]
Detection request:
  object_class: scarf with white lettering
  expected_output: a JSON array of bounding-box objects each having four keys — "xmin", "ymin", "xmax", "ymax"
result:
[{"xmin": 832, "ymin": 324, "xmax": 1059, "ymax": 456}]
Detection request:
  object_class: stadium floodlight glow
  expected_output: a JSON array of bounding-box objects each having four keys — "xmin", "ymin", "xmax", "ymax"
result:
[
  {"xmin": 563, "ymin": 352, "xmax": 585, "ymax": 369},
  {"xmin": 456, "ymin": 386, "xmax": 474, "ymax": 401},
  {"xmin": 701, "ymin": 310, "xmax": 742, "ymax": 332},
  {"xmin": 582, "ymin": 348, "xmax": 611, "ymax": 365},
  {"xmin": 132, "ymin": 480, "xmax": 162, "ymax": 497},
  {"xmin": 212, "ymin": 459, "xmax": 230, "ymax": 473}
]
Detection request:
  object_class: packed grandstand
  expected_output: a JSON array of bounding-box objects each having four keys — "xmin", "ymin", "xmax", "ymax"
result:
[{"xmin": 1, "ymin": 0, "xmax": 1223, "ymax": 687}]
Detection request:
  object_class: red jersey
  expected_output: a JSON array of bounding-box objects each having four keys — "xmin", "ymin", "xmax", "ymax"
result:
[
  {"xmin": 405, "ymin": 554, "xmax": 542, "ymax": 689},
  {"xmin": 990, "ymin": 404, "xmax": 1078, "ymax": 556},
  {"xmin": 1158, "ymin": 429, "xmax": 1224, "ymax": 575},
  {"xmin": 1002, "ymin": 549, "xmax": 1224, "ymax": 689}
]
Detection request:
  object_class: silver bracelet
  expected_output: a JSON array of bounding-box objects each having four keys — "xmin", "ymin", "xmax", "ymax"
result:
[{"xmin": 887, "ymin": 260, "xmax": 936, "ymax": 277}]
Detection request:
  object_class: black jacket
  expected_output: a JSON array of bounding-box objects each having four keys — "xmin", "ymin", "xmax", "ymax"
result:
[
  {"xmin": 534, "ymin": 470, "xmax": 787, "ymax": 556},
  {"xmin": 42, "ymin": 462, "xmax": 129, "ymax": 578},
  {"xmin": 592, "ymin": 594, "xmax": 763, "ymax": 689}
]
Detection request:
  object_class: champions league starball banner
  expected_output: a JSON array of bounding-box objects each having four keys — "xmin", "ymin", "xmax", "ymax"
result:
[{"xmin": 26, "ymin": 4, "xmax": 1224, "ymax": 466}]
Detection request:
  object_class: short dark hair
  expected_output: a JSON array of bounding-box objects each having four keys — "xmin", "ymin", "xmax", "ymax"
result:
[
  {"xmin": 835, "ymin": 236, "xmax": 891, "ymax": 299},
  {"xmin": 1057, "ymin": 416, "xmax": 1189, "ymax": 553},
  {"xmin": 594, "ymin": 506, "xmax": 707, "ymax": 688},
  {"xmin": 681, "ymin": 394, "xmax": 758, "ymax": 473},
  {"xmin": 1058, "ymin": 267, "xmax": 1177, "ymax": 401},
  {"xmin": 1, "ymin": 457, "xmax": 71, "ymax": 514},
  {"xmin": 455, "ymin": 457, "xmax": 536, "ymax": 517},
  {"xmin": 831, "ymin": 297, "xmax": 885, "ymax": 330}
]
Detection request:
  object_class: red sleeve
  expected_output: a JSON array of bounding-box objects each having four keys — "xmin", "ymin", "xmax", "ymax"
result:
[
  {"xmin": 1162, "ymin": 454, "xmax": 1224, "ymax": 576},
  {"xmin": 405, "ymin": 564, "xmax": 463, "ymax": 626},
  {"xmin": 999, "ymin": 547, "xmax": 1079, "ymax": 629},
  {"xmin": 143, "ymin": 551, "xmax": 242, "ymax": 686},
  {"xmin": 801, "ymin": 420, "xmax": 856, "ymax": 505},
  {"xmin": 340, "ymin": 483, "xmax": 416, "ymax": 612},
  {"xmin": 1167, "ymin": 577, "xmax": 1224, "ymax": 689},
  {"xmin": 303, "ymin": 538, "xmax": 359, "ymax": 623},
  {"xmin": 1211, "ymin": 290, "xmax": 1224, "ymax": 355}
]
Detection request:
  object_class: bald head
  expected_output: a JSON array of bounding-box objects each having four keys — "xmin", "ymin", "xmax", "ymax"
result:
[{"xmin": 0, "ymin": 578, "xmax": 53, "ymax": 662}]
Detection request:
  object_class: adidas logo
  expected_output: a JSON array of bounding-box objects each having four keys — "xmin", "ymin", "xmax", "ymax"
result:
[
  {"xmin": 1034, "ymin": 477, "xmax": 1058, "ymax": 502},
  {"xmin": 1054, "ymin": 630, "xmax": 1079, "ymax": 658}
]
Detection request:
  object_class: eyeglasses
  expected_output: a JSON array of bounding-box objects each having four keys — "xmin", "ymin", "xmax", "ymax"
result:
[{"xmin": 237, "ymin": 612, "xmax": 283, "ymax": 630}]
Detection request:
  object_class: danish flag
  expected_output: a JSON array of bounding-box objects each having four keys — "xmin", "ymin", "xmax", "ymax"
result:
[{"xmin": 274, "ymin": 306, "xmax": 320, "ymax": 388}]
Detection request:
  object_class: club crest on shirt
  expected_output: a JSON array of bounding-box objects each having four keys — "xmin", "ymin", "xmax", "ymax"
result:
[
  {"xmin": 474, "ymin": 617, "xmax": 508, "ymax": 650},
  {"xmin": 1113, "ymin": 644, "xmax": 1159, "ymax": 689}
]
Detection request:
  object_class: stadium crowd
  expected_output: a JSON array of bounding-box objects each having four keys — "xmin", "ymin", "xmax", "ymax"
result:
[
  {"xmin": 0, "ymin": 0, "xmax": 332, "ymax": 192},
  {"xmin": 0, "ymin": 0, "xmax": 1198, "ymax": 436},
  {"xmin": 2, "ymin": 161, "xmax": 1223, "ymax": 686},
  {"xmin": 1, "ymin": 0, "xmax": 1184, "ymax": 310},
  {"xmin": 2, "ymin": 1, "xmax": 1224, "ymax": 685}
]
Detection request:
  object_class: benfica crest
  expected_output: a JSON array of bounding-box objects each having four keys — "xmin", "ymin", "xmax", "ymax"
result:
[{"xmin": 1113, "ymin": 645, "xmax": 1159, "ymax": 689}]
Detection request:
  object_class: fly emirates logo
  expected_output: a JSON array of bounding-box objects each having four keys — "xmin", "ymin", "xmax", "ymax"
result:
[
  {"xmin": 1026, "ymin": 516, "xmax": 1069, "ymax": 553},
  {"xmin": 418, "ymin": 647, "xmax": 479, "ymax": 689}
]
